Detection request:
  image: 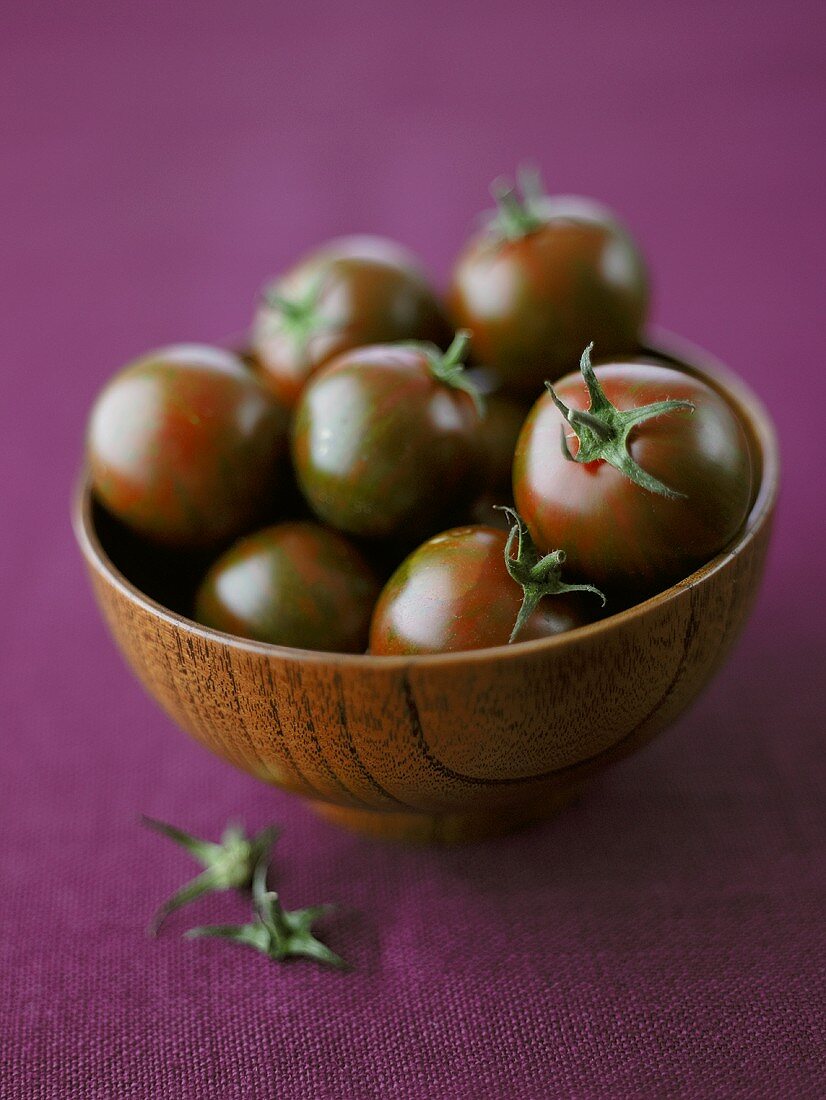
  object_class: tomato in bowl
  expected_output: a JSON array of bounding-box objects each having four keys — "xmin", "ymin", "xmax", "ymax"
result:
[{"xmin": 74, "ymin": 334, "xmax": 778, "ymax": 843}]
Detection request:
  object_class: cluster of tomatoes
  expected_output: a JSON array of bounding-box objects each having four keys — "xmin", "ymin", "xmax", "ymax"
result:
[{"xmin": 86, "ymin": 171, "xmax": 753, "ymax": 655}]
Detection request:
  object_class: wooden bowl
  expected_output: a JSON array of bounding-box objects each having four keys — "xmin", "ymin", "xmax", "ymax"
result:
[{"xmin": 73, "ymin": 334, "xmax": 779, "ymax": 843}]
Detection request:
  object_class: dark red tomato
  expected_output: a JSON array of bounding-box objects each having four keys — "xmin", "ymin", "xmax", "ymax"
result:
[
  {"xmin": 369, "ymin": 524, "xmax": 600, "ymax": 655},
  {"xmin": 513, "ymin": 350, "xmax": 753, "ymax": 595},
  {"xmin": 445, "ymin": 366, "xmax": 529, "ymax": 526},
  {"xmin": 194, "ymin": 521, "xmax": 379, "ymax": 652},
  {"xmin": 455, "ymin": 393, "xmax": 528, "ymax": 528},
  {"xmin": 449, "ymin": 172, "xmax": 649, "ymax": 395},
  {"xmin": 476, "ymin": 392, "xmax": 530, "ymax": 494},
  {"xmin": 251, "ymin": 235, "xmax": 452, "ymax": 408},
  {"xmin": 86, "ymin": 345, "xmax": 288, "ymax": 548},
  {"xmin": 291, "ymin": 332, "xmax": 483, "ymax": 540}
]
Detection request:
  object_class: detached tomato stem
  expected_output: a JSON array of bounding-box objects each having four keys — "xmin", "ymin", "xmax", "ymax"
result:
[
  {"xmin": 186, "ymin": 858, "xmax": 347, "ymax": 970},
  {"xmin": 498, "ymin": 507, "xmax": 605, "ymax": 642},
  {"xmin": 547, "ymin": 343, "xmax": 696, "ymax": 499},
  {"xmin": 141, "ymin": 817, "xmax": 279, "ymax": 936}
]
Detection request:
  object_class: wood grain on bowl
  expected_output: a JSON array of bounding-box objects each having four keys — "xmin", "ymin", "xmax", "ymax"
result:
[{"xmin": 73, "ymin": 336, "xmax": 778, "ymax": 843}]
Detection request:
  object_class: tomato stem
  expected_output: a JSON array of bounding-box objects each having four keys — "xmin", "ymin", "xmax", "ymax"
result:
[
  {"xmin": 411, "ymin": 329, "xmax": 484, "ymax": 415},
  {"xmin": 186, "ymin": 857, "xmax": 348, "ymax": 969},
  {"xmin": 517, "ymin": 164, "xmax": 545, "ymax": 205},
  {"xmin": 488, "ymin": 166, "xmax": 547, "ymax": 240},
  {"xmin": 490, "ymin": 181, "xmax": 544, "ymax": 239},
  {"xmin": 545, "ymin": 344, "xmax": 696, "ymax": 499},
  {"xmin": 498, "ymin": 507, "xmax": 605, "ymax": 643},
  {"xmin": 260, "ymin": 278, "xmax": 326, "ymax": 359},
  {"xmin": 442, "ymin": 329, "xmax": 471, "ymax": 368},
  {"xmin": 264, "ymin": 292, "xmax": 307, "ymax": 321},
  {"xmin": 141, "ymin": 816, "xmax": 279, "ymax": 936}
]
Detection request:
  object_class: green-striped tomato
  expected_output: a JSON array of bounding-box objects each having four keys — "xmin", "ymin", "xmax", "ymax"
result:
[
  {"xmin": 513, "ymin": 358, "xmax": 753, "ymax": 596},
  {"xmin": 291, "ymin": 334, "xmax": 483, "ymax": 541},
  {"xmin": 251, "ymin": 236, "xmax": 451, "ymax": 408},
  {"xmin": 369, "ymin": 525, "xmax": 599, "ymax": 655},
  {"xmin": 86, "ymin": 345, "xmax": 288, "ymax": 548},
  {"xmin": 195, "ymin": 521, "xmax": 379, "ymax": 652},
  {"xmin": 449, "ymin": 175, "xmax": 649, "ymax": 396}
]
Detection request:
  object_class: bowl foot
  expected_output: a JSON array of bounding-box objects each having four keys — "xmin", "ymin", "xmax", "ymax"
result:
[{"xmin": 309, "ymin": 785, "xmax": 583, "ymax": 844}]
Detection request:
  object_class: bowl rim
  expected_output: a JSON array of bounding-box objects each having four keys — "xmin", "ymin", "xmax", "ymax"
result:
[{"xmin": 73, "ymin": 329, "xmax": 780, "ymax": 670}]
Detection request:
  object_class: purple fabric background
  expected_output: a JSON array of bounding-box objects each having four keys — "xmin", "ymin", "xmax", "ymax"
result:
[{"xmin": 2, "ymin": 2, "xmax": 824, "ymax": 1097}]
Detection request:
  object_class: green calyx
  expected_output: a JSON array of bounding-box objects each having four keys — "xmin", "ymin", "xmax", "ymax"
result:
[
  {"xmin": 261, "ymin": 277, "xmax": 324, "ymax": 355},
  {"xmin": 142, "ymin": 816, "xmax": 279, "ymax": 935},
  {"xmin": 498, "ymin": 506, "xmax": 605, "ymax": 643},
  {"xmin": 408, "ymin": 329, "xmax": 484, "ymax": 415},
  {"xmin": 546, "ymin": 344, "xmax": 696, "ymax": 499},
  {"xmin": 488, "ymin": 165, "xmax": 547, "ymax": 240},
  {"xmin": 186, "ymin": 858, "xmax": 348, "ymax": 970}
]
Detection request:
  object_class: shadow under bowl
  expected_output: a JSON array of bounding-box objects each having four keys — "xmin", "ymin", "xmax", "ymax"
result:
[{"xmin": 73, "ymin": 333, "xmax": 779, "ymax": 843}]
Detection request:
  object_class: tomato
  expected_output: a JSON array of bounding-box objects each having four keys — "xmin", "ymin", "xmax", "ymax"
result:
[
  {"xmin": 251, "ymin": 235, "xmax": 452, "ymax": 408},
  {"xmin": 476, "ymin": 392, "xmax": 530, "ymax": 495},
  {"xmin": 448, "ymin": 170, "xmax": 649, "ymax": 396},
  {"xmin": 513, "ymin": 346, "xmax": 753, "ymax": 596},
  {"xmin": 194, "ymin": 521, "xmax": 379, "ymax": 652},
  {"xmin": 86, "ymin": 345, "xmax": 288, "ymax": 548},
  {"xmin": 369, "ymin": 515, "xmax": 604, "ymax": 655},
  {"xmin": 454, "ymin": 389, "xmax": 529, "ymax": 528},
  {"xmin": 291, "ymin": 331, "xmax": 483, "ymax": 540}
]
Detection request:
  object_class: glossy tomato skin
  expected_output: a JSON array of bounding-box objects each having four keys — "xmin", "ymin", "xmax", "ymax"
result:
[
  {"xmin": 291, "ymin": 345, "xmax": 483, "ymax": 541},
  {"xmin": 87, "ymin": 345, "xmax": 288, "ymax": 549},
  {"xmin": 449, "ymin": 197, "xmax": 649, "ymax": 396},
  {"xmin": 513, "ymin": 362, "xmax": 753, "ymax": 596},
  {"xmin": 195, "ymin": 521, "xmax": 380, "ymax": 652},
  {"xmin": 251, "ymin": 236, "xmax": 452, "ymax": 408},
  {"xmin": 369, "ymin": 525, "xmax": 595, "ymax": 655}
]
